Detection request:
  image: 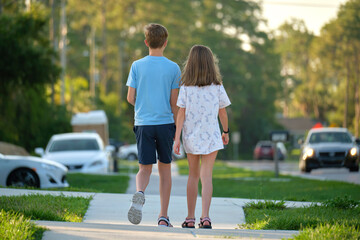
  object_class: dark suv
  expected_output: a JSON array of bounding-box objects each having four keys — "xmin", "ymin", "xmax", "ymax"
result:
[{"xmin": 299, "ymin": 128, "xmax": 359, "ymax": 172}]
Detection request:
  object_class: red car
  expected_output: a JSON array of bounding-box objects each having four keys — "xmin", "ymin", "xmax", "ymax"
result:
[{"xmin": 253, "ymin": 141, "xmax": 286, "ymax": 160}]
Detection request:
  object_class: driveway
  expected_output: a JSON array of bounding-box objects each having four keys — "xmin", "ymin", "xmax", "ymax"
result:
[{"xmin": 226, "ymin": 160, "xmax": 360, "ymax": 185}]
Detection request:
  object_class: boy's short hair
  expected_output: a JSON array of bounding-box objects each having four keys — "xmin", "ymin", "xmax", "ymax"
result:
[{"xmin": 144, "ymin": 23, "xmax": 168, "ymax": 49}]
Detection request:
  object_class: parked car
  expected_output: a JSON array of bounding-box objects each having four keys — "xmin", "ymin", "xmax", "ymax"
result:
[
  {"xmin": 253, "ymin": 141, "xmax": 287, "ymax": 160},
  {"xmin": 118, "ymin": 143, "xmax": 186, "ymax": 160},
  {"xmin": 35, "ymin": 133, "xmax": 114, "ymax": 173},
  {"xmin": 299, "ymin": 127, "xmax": 359, "ymax": 173},
  {"xmin": 0, "ymin": 153, "xmax": 69, "ymax": 188}
]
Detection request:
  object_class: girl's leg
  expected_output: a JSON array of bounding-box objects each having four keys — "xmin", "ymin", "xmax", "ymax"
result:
[
  {"xmin": 186, "ymin": 153, "xmax": 201, "ymax": 224},
  {"xmin": 200, "ymin": 151, "xmax": 217, "ymax": 224}
]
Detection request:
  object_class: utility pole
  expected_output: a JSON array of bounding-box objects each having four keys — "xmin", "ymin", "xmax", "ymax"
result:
[{"xmin": 59, "ymin": 0, "xmax": 67, "ymax": 105}]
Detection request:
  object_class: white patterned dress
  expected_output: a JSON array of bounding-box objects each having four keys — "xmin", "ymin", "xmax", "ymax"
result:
[{"xmin": 177, "ymin": 84, "xmax": 231, "ymax": 154}]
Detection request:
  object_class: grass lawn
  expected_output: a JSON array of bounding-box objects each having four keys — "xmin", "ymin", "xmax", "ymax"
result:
[
  {"xmin": 0, "ymin": 194, "xmax": 92, "ymax": 240},
  {"xmin": 64, "ymin": 173, "xmax": 129, "ymax": 193},
  {"xmin": 116, "ymin": 159, "xmax": 139, "ymax": 174},
  {"xmin": 0, "ymin": 194, "xmax": 92, "ymax": 222},
  {"xmin": 176, "ymin": 159, "xmax": 360, "ymax": 201},
  {"xmin": 240, "ymin": 199, "xmax": 360, "ymax": 239},
  {"xmin": 0, "ymin": 210, "xmax": 46, "ymax": 240}
]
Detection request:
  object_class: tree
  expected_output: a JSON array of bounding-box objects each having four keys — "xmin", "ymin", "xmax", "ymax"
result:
[{"xmin": 0, "ymin": 6, "xmax": 71, "ymax": 151}]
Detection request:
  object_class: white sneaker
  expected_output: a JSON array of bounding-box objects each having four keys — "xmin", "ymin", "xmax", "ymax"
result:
[{"xmin": 128, "ymin": 191, "xmax": 145, "ymax": 224}]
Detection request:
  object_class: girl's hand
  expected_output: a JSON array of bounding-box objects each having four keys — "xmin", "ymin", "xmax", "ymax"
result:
[
  {"xmin": 222, "ymin": 133, "xmax": 229, "ymax": 145},
  {"xmin": 173, "ymin": 139, "xmax": 181, "ymax": 155}
]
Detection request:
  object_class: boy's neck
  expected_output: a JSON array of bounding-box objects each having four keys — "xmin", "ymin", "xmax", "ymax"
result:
[{"xmin": 149, "ymin": 48, "xmax": 164, "ymax": 57}]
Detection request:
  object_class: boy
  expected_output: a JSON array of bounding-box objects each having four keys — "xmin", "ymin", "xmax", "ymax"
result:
[{"xmin": 126, "ymin": 23, "xmax": 180, "ymax": 227}]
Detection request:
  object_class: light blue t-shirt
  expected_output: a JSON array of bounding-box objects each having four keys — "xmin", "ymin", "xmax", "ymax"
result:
[{"xmin": 126, "ymin": 56, "xmax": 181, "ymax": 126}]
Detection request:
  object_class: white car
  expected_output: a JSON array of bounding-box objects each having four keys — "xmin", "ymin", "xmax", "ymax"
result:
[
  {"xmin": 35, "ymin": 133, "xmax": 114, "ymax": 173},
  {"xmin": 0, "ymin": 153, "xmax": 69, "ymax": 189},
  {"xmin": 118, "ymin": 143, "xmax": 186, "ymax": 160}
]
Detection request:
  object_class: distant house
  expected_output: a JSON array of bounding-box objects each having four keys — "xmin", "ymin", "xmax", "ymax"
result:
[
  {"xmin": 277, "ymin": 117, "xmax": 320, "ymax": 148},
  {"xmin": 71, "ymin": 110, "xmax": 109, "ymax": 145}
]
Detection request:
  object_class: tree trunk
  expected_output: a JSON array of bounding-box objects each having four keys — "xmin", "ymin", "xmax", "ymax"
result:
[
  {"xmin": 354, "ymin": 44, "xmax": 360, "ymax": 137},
  {"xmin": 343, "ymin": 59, "xmax": 350, "ymax": 128},
  {"xmin": 100, "ymin": 0, "xmax": 108, "ymax": 93},
  {"xmin": 49, "ymin": 0, "xmax": 55, "ymax": 106}
]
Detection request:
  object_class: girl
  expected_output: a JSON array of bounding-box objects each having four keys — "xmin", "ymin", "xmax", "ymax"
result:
[{"xmin": 173, "ymin": 45, "xmax": 231, "ymax": 229}]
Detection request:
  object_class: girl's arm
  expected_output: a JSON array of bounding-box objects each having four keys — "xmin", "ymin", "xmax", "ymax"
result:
[
  {"xmin": 173, "ymin": 108, "xmax": 185, "ymax": 155},
  {"xmin": 219, "ymin": 108, "xmax": 229, "ymax": 145}
]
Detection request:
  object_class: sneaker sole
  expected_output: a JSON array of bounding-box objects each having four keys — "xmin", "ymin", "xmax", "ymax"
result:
[{"xmin": 128, "ymin": 192, "xmax": 145, "ymax": 225}]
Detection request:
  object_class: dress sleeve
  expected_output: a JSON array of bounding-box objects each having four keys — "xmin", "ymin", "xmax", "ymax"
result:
[
  {"xmin": 219, "ymin": 85, "xmax": 231, "ymax": 108},
  {"xmin": 177, "ymin": 86, "xmax": 186, "ymax": 108}
]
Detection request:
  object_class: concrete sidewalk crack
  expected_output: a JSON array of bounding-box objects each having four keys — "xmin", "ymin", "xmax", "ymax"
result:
[{"xmin": 189, "ymin": 230, "xmax": 197, "ymax": 238}]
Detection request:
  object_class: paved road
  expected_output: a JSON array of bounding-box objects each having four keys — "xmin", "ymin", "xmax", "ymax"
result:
[{"xmin": 226, "ymin": 160, "xmax": 360, "ymax": 185}]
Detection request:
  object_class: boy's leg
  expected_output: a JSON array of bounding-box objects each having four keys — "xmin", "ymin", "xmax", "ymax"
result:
[
  {"xmin": 128, "ymin": 125, "xmax": 157, "ymax": 225},
  {"xmin": 155, "ymin": 123, "xmax": 175, "ymax": 226},
  {"xmin": 136, "ymin": 163, "xmax": 153, "ymax": 192},
  {"xmin": 186, "ymin": 153, "xmax": 200, "ymax": 222},
  {"xmin": 200, "ymin": 151, "xmax": 217, "ymax": 222},
  {"xmin": 158, "ymin": 161, "xmax": 171, "ymax": 222}
]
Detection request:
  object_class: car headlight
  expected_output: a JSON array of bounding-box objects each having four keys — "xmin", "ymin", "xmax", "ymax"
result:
[
  {"xmin": 303, "ymin": 148, "xmax": 314, "ymax": 160},
  {"xmin": 350, "ymin": 147, "xmax": 357, "ymax": 156},
  {"xmin": 90, "ymin": 160, "xmax": 103, "ymax": 167},
  {"xmin": 41, "ymin": 163, "xmax": 59, "ymax": 171}
]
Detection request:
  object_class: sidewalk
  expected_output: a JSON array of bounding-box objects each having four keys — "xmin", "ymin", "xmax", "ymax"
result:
[{"xmin": 0, "ymin": 162, "xmax": 309, "ymax": 239}]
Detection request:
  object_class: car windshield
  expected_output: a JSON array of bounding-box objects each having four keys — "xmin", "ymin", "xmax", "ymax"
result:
[
  {"xmin": 309, "ymin": 132, "xmax": 352, "ymax": 144},
  {"xmin": 49, "ymin": 139, "xmax": 100, "ymax": 152}
]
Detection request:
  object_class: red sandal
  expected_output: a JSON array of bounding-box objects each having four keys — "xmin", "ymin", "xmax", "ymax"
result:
[{"xmin": 199, "ymin": 217, "xmax": 212, "ymax": 229}]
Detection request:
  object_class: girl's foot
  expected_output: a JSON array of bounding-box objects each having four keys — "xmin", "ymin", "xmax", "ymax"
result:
[
  {"xmin": 181, "ymin": 218, "xmax": 195, "ymax": 228},
  {"xmin": 158, "ymin": 216, "xmax": 173, "ymax": 227},
  {"xmin": 199, "ymin": 217, "xmax": 212, "ymax": 229}
]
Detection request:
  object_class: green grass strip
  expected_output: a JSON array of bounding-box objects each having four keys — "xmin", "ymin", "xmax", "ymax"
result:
[
  {"xmin": 64, "ymin": 173, "xmax": 129, "ymax": 193},
  {"xmin": 176, "ymin": 159, "xmax": 360, "ymax": 201},
  {"xmin": 0, "ymin": 194, "xmax": 92, "ymax": 222},
  {"xmin": 0, "ymin": 209, "xmax": 46, "ymax": 240},
  {"xmin": 289, "ymin": 223, "xmax": 360, "ymax": 240}
]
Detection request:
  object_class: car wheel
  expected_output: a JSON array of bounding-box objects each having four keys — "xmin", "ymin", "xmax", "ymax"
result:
[
  {"xmin": 6, "ymin": 168, "xmax": 40, "ymax": 188},
  {"xmin": 300, "ymin": 165, "xmax": 311, "ymax": 173},
  {"xmin": 127, "ymin": 153, "xmax": 137, "ymax": 161},
  {"xmin": 349, "ymin": 166, "xmax": 359, "ymax": 172}
]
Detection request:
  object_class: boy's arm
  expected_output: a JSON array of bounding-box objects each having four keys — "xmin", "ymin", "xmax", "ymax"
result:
[
  {"xmin": 127, "ymin": 87, "xmax": 136, "ymax": 106},
  {"xmin": 170, "ymin": 88, "xmax": 179, "ymax": 123},
  {"xmin": 219, "ymin": 108, "xmax": 229, "ymax": 145}
]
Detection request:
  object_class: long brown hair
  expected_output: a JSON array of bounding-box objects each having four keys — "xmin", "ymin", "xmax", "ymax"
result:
[{"xmin": 181, "ymin": 45, "xmax": 222, "ymax": 86}]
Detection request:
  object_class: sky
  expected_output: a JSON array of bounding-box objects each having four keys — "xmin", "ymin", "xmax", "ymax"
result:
[{"xmin": 260, "ymin": 0, "xmax": 348, "ymax": 35}]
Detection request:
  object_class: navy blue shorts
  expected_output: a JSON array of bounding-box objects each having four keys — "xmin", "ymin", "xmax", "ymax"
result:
[{"xmin": 134, "ymin": 123, "xmax": 175, "ymax": 165}]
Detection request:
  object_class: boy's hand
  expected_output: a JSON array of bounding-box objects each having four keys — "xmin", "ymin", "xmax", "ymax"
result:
[
  {"xmin": 173, "ymin": 139, "xmax": 181, "ymax": 155},
  {"xmin": 222, "ymin": 133, "xmax": 229, "ymax": 145}
]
